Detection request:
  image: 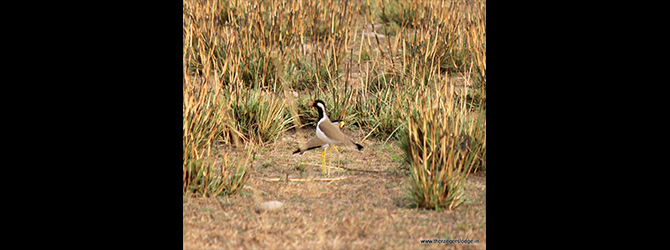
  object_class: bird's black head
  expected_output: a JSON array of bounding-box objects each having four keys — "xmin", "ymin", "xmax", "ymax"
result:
[
  {"xmin": 309, "ymin": 100, "xmax": 326, "ymax": 108},
  {"xmin": 309, "ymin": 100, "xmax": 327, "ymax": 120}
]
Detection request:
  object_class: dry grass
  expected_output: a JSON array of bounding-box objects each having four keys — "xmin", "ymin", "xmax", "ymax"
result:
[
  {"xmin": 183, "ymin": 0, "xmax": 486, "ymax": 247},
  {"xmin": 183, "ymin": 135, "xmax": 485, "ymax": 249},
  {"xmin": 399, "ymin": 81, "xmax": 485, "ymax": 210}
]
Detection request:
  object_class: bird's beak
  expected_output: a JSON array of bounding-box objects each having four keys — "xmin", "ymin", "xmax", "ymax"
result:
[{"xmin": 309, "ymin": 103, "xmax": 314, "ymax": 107}]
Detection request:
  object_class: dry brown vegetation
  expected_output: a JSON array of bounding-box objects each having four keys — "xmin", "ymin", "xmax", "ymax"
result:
[{"xmin": 183, "ymin": 0, "xmax": 486, "ymax": 248}]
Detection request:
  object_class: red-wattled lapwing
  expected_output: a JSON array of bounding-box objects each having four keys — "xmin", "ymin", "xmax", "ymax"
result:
[
  {"xmin": 293, "ymin": 100, "xmax": 363, "ymax": 175},
  {"xmin": 293, "ymin": 120, "xmax": 343, "ymax": 167}
]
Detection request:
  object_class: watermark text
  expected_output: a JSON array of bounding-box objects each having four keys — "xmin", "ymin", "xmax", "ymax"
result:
[{"xmin": 420, "ymin": 239, "xmax": 479, "ymax": 244}]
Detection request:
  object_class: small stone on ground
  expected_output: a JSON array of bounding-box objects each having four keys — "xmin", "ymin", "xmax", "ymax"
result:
[{"xmin": 257, "ymin": 200, "xmax": 283, "ymax": 212}]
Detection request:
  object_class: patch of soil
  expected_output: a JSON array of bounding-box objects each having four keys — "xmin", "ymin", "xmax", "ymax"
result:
[{"xmin": 183, "ymin": 131, "xmax": 486, "ymax": 249}]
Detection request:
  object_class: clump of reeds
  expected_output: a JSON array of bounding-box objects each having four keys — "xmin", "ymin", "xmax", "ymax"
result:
[
  {"xmin": 399, "ymin": 81, "xmax": 485, "ymax": 210},
  {"xmin": 231, "ymin": 89, "xmax": 295, "ymax": 144},
  {"xmin": 183, "ymin": 144, "xmax": 256, "ymax": 196}
]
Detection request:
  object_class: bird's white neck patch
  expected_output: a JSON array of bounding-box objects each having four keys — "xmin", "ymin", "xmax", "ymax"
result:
[{"xmin": 316, "ymin": 102, "xmax": 328, "ymax": 119}]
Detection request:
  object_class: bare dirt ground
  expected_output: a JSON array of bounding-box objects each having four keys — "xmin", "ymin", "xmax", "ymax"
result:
[{"xmin": 183, "ymin": 128, "xmax": 486, "ymax": 249}]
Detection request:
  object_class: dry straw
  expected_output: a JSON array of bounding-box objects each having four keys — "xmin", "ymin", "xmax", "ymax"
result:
[{"xmin": 183, "ymin": 0, "xmax": 485, "ymax": 203}]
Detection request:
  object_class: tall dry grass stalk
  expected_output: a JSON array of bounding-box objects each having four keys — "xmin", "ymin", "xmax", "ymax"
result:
[
  {"xmin": 183, "ymin": 0, "xmax": 486, "ymax": 200},
  {"xmin": 400, "ymin": 79, "xmax": 485, "ymax": 210}
]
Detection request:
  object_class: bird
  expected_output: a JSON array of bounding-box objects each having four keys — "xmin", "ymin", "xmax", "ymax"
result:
[
  {"xmin": 293, "ymin": 100, "xmax": 364, "ymax": 175},
  {"xmin": 293, "ymin": 120, "xmax": 344, "ymax": 166}
]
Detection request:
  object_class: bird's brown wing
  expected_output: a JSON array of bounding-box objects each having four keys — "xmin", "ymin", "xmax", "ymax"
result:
[{"xmin": 318, "ymin": 118, "xmax": 359, "ymax": 148}]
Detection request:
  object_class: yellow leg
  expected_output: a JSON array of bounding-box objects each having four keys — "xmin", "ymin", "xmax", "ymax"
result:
[
  {"xmin": 321, "ymin": 148, "xmax": 327, "ymax": 174},
  {"xmin": 332, "ymin": 145, "xmax": 341, "ymax": 168},
  {"xmin": 332, "ymin": 121, "xmax": 345, "ymax": 175},
  {"xmin": 326, "ymin": 145, "xmax": 342, "ymax": 176},
  {"xmin": 328, "ymin": 145, "xmax": 332, "ymax": 175}
]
